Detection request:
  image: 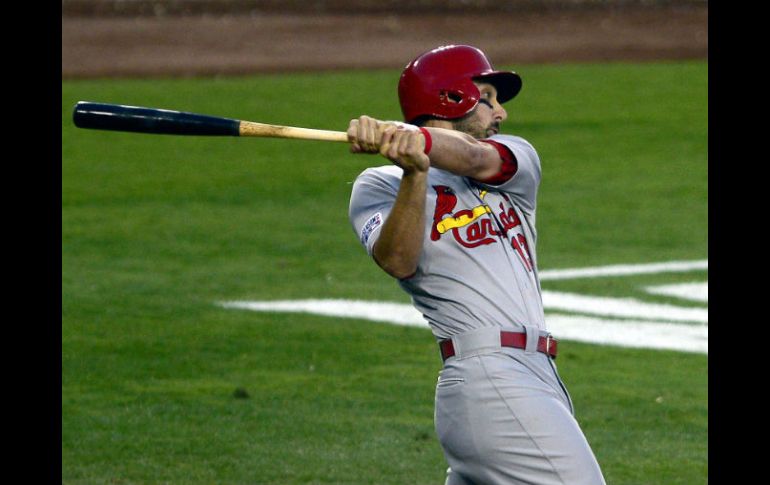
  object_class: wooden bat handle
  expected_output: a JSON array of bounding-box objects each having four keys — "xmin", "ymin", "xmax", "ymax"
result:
[{"xmin": 238, "ymin": 121, "xmax": 348, "ymax": 142}]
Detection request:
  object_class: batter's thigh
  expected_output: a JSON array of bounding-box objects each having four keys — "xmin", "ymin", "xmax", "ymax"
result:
[{"xmin": 435, "ymin": 352, "xmax": 605, "ymax": 485}]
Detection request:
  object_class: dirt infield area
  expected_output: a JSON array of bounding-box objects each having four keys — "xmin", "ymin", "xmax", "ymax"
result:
[{"xmin": 62, "ymin": 4, "xmax": 707, "ymax": 79}]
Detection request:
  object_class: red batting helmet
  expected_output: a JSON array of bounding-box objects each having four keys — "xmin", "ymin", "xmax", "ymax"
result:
[{"xmin": 398, "ymin": 45, "xmax": 522, "ymax": 124}]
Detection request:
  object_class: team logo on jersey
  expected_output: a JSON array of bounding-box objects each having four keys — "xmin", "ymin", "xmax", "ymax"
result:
[
  {"xmin": 430, "ymin": 185, "xmax": 533, "ymax": 270},
  {"xmin": 431, "ymin": 185, "xmax": 495, "ymax": 247}
]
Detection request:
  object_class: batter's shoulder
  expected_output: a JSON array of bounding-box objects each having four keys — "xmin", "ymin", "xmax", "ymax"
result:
[
  {"xmin": 487, "ymin": 134, "xmax": 541, "ymax": 170},
  {"xmin": 488, "ymin": 134, "xmax": 537, "ymax": 152},
  {"xmin": 352, "ymin": 165, "xmax": 404, "ymax": 195},
  {"xmin": 356, "ymin": 165, "xmax": 404, "ymax": 182},
  {"xmin": 355, "ymin": 165, "xmax": 460, "ymax": 187}
]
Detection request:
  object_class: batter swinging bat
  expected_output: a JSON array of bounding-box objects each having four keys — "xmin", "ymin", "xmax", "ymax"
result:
[{"xmin": 72, "ymin": 101, "xmax": 349, "ymax": 142}]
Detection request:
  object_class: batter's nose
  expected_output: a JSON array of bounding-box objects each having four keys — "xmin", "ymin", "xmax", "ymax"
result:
[{"xmin": 496, "ymin": 104, "xmax": 508, "ymax": 122}]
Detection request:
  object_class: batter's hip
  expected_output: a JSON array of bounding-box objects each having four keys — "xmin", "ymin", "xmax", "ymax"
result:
[{"xmin": 433, "ymin": 330, "xmax": 605, "ymax": 484}]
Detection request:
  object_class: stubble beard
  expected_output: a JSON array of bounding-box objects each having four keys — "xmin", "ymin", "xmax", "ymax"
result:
[{"xmin": 453, "ymin": 111, "xmax": 499, "ymax": 140}]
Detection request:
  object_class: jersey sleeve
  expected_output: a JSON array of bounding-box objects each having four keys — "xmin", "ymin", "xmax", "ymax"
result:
[
  {"xmin": 476, "ymin": 139, "xmax": 517, "ymax": 185},
  {"xmin": 348, "ymin": 166, "xmax": 402, "ymax": 256},
  {"xmin": 475, "ymin": 135, "xmax": 541, "ymax": 214}
]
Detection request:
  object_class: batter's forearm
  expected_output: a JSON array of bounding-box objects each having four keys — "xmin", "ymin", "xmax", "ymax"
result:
[
  {"xmin": 372, "ymin": 171, "xmax": 428, "ymax": 279},
  {"xmin": 422, "ymin": 127, "xmax": 502, "ymax": 180}
]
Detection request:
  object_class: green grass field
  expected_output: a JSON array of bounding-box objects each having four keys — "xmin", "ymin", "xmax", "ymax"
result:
[{"xmin": 62, "ymin": 60, "xmax": 707, "ymax": 484}]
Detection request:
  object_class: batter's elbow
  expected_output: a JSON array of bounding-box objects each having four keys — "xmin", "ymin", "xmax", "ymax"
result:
[{"xmin": 373, "ymin": 253, "xmax": 418, "ymax": 280}]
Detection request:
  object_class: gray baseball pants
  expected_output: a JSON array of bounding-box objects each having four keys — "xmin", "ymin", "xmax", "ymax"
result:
[{"xmin": 434, "ymin": 326, "xmax": 606, "ymax": 485}]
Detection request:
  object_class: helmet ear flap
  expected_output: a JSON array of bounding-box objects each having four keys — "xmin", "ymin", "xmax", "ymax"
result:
[
  {"xmin": 435, "ymin": 80, "xmax": 480, "ymax": 120},
  {"xmin": 439, "ymin": 90, "xmax": 463, "ymax": 104}
]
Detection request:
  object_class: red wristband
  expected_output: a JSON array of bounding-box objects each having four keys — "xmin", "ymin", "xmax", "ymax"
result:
[{"xmin": 418, "ymin": 127, "xmax": 432, "ymax": 155}]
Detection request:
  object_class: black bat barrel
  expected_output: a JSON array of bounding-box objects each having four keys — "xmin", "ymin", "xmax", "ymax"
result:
[{"xmin": 73, "ymin": 101, "xmax": 241, "ymax": 136}]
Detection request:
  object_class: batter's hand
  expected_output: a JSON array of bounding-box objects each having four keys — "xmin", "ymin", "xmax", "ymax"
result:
[
  {"xmin": 347, "ymin": 116, "xmax": 420, "ymax": 152},
  {"xmin": 378, "ymin": 125, "xmax": 430, "ymax": 174}
]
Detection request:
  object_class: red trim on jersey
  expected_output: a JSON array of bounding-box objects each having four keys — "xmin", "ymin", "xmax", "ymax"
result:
[{"xmin": 477, "ymin": 139, "xmax": 517, "ymax": 185}]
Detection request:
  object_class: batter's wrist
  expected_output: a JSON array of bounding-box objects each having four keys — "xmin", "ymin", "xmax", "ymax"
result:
[
  {"xmin": 419, "ymin": 127, "xmax": 433, "ymax": 155},
  {"xmin": 401, "ymin": 166, "xmax": 429, "ymax": 178}
]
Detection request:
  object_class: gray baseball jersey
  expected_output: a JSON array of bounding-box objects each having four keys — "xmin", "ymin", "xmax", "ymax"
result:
[
  {"xmin": 349, "ymin": 134, "xmax": 545, "ymax": 340},
  {"xmin": 348, "ymin": 134, "xmax": 606, "ymax": 484}
]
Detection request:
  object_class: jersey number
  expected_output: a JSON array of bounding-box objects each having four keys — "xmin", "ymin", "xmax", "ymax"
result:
[{"xmin": 512, "ymin": 234, "xmax": 533, "ymax": 272}]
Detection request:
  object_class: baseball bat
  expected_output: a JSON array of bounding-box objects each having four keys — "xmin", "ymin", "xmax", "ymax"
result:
[{"xmin": 72, "ymin": 101, "xmax": 349, "ymax": 142}]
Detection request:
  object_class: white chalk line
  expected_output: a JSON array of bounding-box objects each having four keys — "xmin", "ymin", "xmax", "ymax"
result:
[
  {"xmin": 219, "ymin": 299, "xmax": 423, "ymax": 327},
  {"xmin": 219, "ymin": 286, "xmax": 709, "ymax": 328},
  {"xmin": 218, "ymin": 299, "xmax": 707, "ymax": 354},
  {"xmin": 542, "ymin": 290, "xmax": 707, "ymax": 324},
  {"xmin": 644, "ymin": 282, "xmax": 708, "ymax": 302},
  {"xmin": 539, "ymin": 259, "xmax": 707, "ymax": 281},
  {"xmin": 545, "ymin": 313, "xmax": 707, "ymax": 354},
  {"xmin": 218, "ymin": 297, "xmax": 707, "ymax": 354},
  {"xmin": 219, "ymin": 260, "xmax": 708, "ymax": 354}
]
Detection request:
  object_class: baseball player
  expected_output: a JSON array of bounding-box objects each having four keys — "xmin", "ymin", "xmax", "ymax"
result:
[{"xmin": 347, "ymin": 45, "xmax": 606, "ymax": 485}]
